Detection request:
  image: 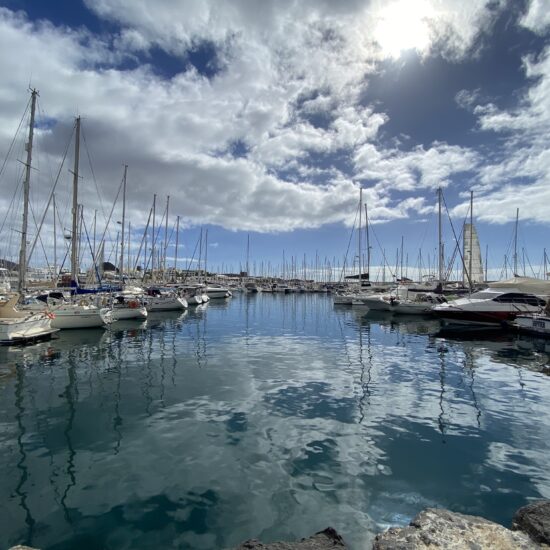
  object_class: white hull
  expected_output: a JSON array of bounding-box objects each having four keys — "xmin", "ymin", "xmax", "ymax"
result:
[
  {"xmin": 186, "ymin": 295, "xmax": 203, "ymax": 306},
  {"xmin": 515, "ymin": 314, "xmax": 550, "ymax": 336},
  {"xmin": 360, "ymin": 295, "xmax": 394, "ymax": 311},
  {"xmin": 146, "ymin": 296, "xmax": 188, "ymax": 311},
  {"xmin": 50, "ymin": 305, "xmax": 106, "ymax": 329},
  {"xmin": 104, "ymin": 306, "xmax": 148, "ymax": 322},
  {"xmin": 208, "ymin": 291, "xmax": 232, "ymax": 299},
  {"xmin": 0, "ymin": 314, "xmax": 54, "ymax": 343},
  {"xmin": 333, "ymin": 294, "xmax": 355, "ymax": 305}
]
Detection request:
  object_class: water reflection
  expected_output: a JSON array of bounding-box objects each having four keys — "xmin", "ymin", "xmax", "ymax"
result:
[{"xmin": 1, "ymin": 295, "xmax": 550, "ymax": 549}]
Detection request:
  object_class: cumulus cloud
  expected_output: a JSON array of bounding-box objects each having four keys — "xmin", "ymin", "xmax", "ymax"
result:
[
  {"xmin": 452, "ymin": 42, "xmax": 550, "ymax": 223},
  {"xmin": 0, "ymin": 0, "xmax": 534, "ymax": 257}
]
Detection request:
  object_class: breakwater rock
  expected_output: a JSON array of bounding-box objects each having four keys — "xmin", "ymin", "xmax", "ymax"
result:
[
  {"xmin": 231, "ymin": 527, "xmax": 346, "ymax": 549},
  {"xmin": 373, "ymin": 508, "xmax": 536, "ymax": 549},
  {"xmin": 10, "ymin": 501, "xmax": 550, "ymax": 549},
  {"xmin": 230, "ymin": 500, "xmax": 550, "ymax": 549}
]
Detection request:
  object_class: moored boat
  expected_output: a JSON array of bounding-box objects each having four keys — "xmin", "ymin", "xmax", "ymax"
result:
[{"xmin": 433, "ymin": 288, "xmax": 546, "ymax": 326}]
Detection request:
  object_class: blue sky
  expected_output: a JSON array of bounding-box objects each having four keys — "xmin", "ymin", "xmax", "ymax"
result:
[{"xmin": 0, "ymin": 0, "xmax": 549, "ymax": 280}]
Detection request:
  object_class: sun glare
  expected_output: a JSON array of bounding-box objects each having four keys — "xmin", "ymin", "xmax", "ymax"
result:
[{"xmin": 374, "ymin": 0, "xmax": 435, "ymax": 59}]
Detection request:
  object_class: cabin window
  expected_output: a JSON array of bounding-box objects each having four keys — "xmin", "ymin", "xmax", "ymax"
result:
[{"xmin": 492, "ymin": 293, "xmax": 545, "ymax": 306}]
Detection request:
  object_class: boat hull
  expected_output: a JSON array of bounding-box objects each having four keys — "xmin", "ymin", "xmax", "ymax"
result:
[
  {"xmin": 0, "ymin": 314, "xmax": 56, "ymax": 344},
  {"xmin": 515, "ymin": 314, "xmax": 550, "ymax": 336},
  {"xmin": 146, "ymin": 297, "xmax": 188, "ymax": 311},
  {"xmin": 51, "ymin": 307, "xmax": 106, "ymax": 329}
]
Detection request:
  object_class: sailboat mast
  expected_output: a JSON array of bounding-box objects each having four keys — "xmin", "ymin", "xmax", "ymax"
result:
[
  {"xmin": 365, "ymin": 202, "xmax": 370, "ymax": 281},
  {"xmin": 358, "ymin": 187, "xmax": 362, "ymax": 287},
  {"xmin": 18, "ymin": 88, "xmax": 38, "ymax": 294},
  {"xmin": 174, "ymin": 215, "xmax": 180, "ymax": 277},
  {"xmin": 163, "ymin": 195, "xmax": 169, "ymax": 280},
  {"xmin": 70, "ymin": 116, "xmax": 81, "ymax": 284},
  {"xmin": 469, "ymin": 190, "xmax": 473, "ymax": 289},
  {"xmin": 151, "ymin": 194, "xmax": 156, "ymax": 280},
  {"xmin": 438, "ymin": 187, "xmax": 444, "ymax": 282},
  {"xmin": 204, "ymin": 228, "xmax": 208, "ymax": 280},
  {"xmin": 246, "ymin": 233, "xmax": 250, "ymax": 275},
  {"xmin": 513, "ymin": 208, "xmax": 519, "ymax": 276},
  {"xmin": 119, "ymin": 164, "xmax": 127, "ymax": 280},
  {"xmin": 53, "ymin": 193, "xmax": 57, "ymax": 282}
]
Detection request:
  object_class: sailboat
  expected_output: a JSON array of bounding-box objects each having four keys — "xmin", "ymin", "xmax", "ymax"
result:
[
  {"xmin": 46, "ymin": 117, "xmax": 110, "ymax": 329},
  {"xmin": 1, "ymin": 89, "xmax": 56, "ymax": 343}
]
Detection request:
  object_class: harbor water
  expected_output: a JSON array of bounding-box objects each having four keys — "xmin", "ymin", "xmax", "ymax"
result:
[{"xmin": 1, "ymin": 293, "xmax": 550, "ymax": 549}]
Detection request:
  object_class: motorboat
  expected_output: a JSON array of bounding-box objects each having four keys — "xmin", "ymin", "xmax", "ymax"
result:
[
  {"xmin": 514, "ymin": 301, "xmax": 550, "ymax": 337},
  {"xmin": 433, "ymin": 288, "xmax": 546, "ymax": 326},
  {"xmin": 0, "ymin": 294, "xmax": 56, "ymax": 344},
  {"xmin": 514, "ymin": 314, "xmax": 550, "ymax": 337}
]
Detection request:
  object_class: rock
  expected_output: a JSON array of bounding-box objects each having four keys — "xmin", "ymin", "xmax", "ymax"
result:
[
  {"xmin": 8, "ymin": 547, "xmax": 40, "ymax": 550},
  {"xmin": 230, "ymin": 527, "xmax": 346, "ymax": 549},
  {"xmin": 373, "ymin": 508, "xmax": 538, "ymax": 549},
  {"xmin": 513, "ymin": 500, "xmax": 550, "ymax": 544}
]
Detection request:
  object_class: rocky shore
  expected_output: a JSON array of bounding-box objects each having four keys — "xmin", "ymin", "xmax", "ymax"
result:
[
  {"xmin": 9, "ymin": 501, "xmax": 550, "ymax": 549},
  {"xmin": 230, "ymin": 501, "xmax": 550, "ymax": 550}
]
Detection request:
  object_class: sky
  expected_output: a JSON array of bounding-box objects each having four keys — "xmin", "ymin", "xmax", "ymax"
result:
[{"xmin": 0, "ymin": 0, "xmax": 549, "ymax": 281}]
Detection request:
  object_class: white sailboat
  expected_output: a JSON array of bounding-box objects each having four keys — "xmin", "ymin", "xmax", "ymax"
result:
[
  {"xmin": 0, "ymin": 89, "xmax": 55, "ymax": 343},
  {"xmin": 144, "ymin": 288, "xmax": 188, "ymax": 311}
]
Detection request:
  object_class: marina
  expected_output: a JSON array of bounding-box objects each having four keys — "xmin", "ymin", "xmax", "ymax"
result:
[
  {"xmin": 2, "ymin": 1, "xmax": 550, "ymax": 548},
  {"xmin": 2, "ymin": 292, "xmax": 550, "ymax": 549}
]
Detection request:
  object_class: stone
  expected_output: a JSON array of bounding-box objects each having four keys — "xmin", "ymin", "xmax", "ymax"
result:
[
  {"xmin": 373, "ymin": 508, "xmax": 538, "ymax": 549},
  {"xmin": 513, "ymin": 500, "xmax": 550, "ymax": 544},
  {"xmin": 230, "ymin": 527, "xmax": 347, "ymax": 549}
]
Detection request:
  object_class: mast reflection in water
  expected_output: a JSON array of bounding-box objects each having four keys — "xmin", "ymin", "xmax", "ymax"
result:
[{"xmin": 1, "ymin": 294, "xmax": 550, "ymax": 550}]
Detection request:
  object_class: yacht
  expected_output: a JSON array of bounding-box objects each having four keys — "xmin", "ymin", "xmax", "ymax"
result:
[
  {"xmin": 0, "ymin": 294, "xmax": 55, "ymax": 344},
  {"xmin": 433, "ymin": 288, "xmax": 546, "ymax": 326}
]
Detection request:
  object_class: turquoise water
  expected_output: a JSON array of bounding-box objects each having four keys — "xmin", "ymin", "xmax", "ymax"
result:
[{"xmin": 1, "ymin": 293, "xmax": 550, "ymax": 549}]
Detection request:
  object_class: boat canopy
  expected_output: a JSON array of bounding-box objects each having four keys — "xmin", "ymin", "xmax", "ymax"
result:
[{"xmin": 488, "ymin": 276, "xmax": 550, "ymax": 297}]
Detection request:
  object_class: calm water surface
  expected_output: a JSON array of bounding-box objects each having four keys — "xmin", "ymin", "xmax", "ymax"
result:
[{"xmin": 1, "ymin": 293, "xmax": 550, "ymax": 549}]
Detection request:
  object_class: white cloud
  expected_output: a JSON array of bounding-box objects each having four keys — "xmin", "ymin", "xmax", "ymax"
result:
[
  {"xmin": 520, "ymin": 0, "xmax": 550, "ymax": 35},
  {"xmin": 0, "ymin": 0, "xmax": 529, "ymax": 255},
  {"xmin": 453, "ymin": 44, "xmax": 550, "ymax": 224}
]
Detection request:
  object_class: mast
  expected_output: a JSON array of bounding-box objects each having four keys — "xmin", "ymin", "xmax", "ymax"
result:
[
  {"xmin": 246, "ymin": 233, "xmax": 250, "ymax": 275},
  {"xmin": 163, "ymin": 195, "xmax": 169, "ymax": 281},
  {"xmin": 174, "ymin": 215, "xmax": 180, "ymax": 279},
  {"xmin": 358, "ymin": 187, "xmax": 362, "ymax": 287},
  {"xmin": 18, "ymin": 88, "xmax": 38, "ymax": 294},
  {"xmin": 438, "ymin": 187, "xmax": 444, "ymax": 282},
  {"xmin": 513, "ymin": 208, "xmax": 519, "ymax": 276},
  {"xmin": 400, "ymin": 236, "xmax": 404, "ymax": 281},
  {"xmin": 127, "ymin": 221, "xmax": 131, "ymax": 277},
  {"xmin": 53, "ymin": 193, "xmax": 57, "ymax": 282},
  {"xmin": 469, "ymin": 190, "xmax": 473, "ymax": 290},
  {"xmin": 70, "ymin": 116, "xmax": 81, "ymax": 284},
  {"xmin": 365, "ymin": 202, "xmax": 370, "ymax": 281},
  {"xmin": 151, "ymin": 194, "xmax": 156, "ymax": 280},
  {"xmin": 199, "ymin": 227, "xmax": 203, "ymax": 282},
  {"xmin": 119, "ymin": 164, "xmax": 127, "ymax": 280},
  {"xmin": 204, "ymin": 228, "xmax": 208, "ymax": 281},
  {"xmin": 93, "ymin": 209, "xmax": 97, "ymax": 265}
]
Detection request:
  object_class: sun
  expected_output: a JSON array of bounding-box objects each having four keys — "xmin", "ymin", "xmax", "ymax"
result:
[{"xmin": 373, "ymin": 0, "xmax": 435, "ymax": 59}]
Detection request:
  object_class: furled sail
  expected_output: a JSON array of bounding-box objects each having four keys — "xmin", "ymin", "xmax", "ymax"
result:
[{"xmin": 463, "ymin": 223, "xmax": 484, "ymax": 284}]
